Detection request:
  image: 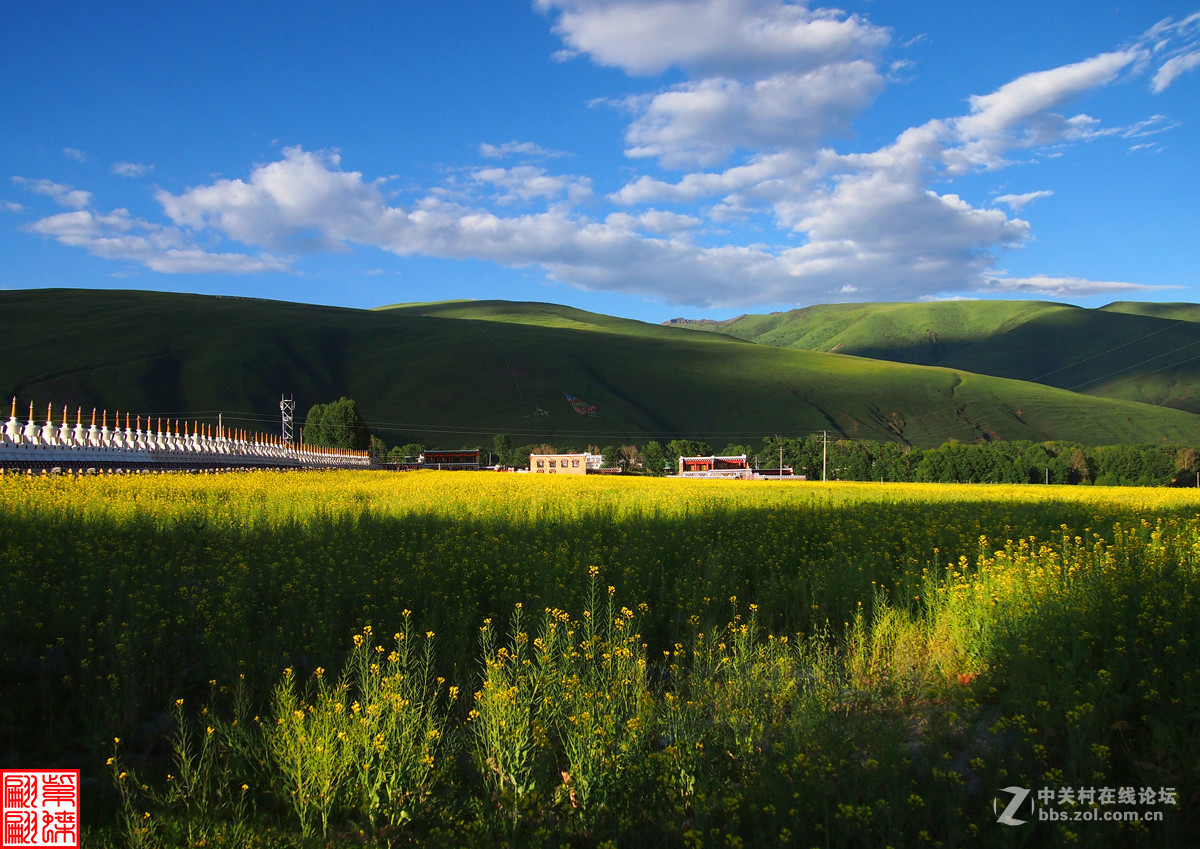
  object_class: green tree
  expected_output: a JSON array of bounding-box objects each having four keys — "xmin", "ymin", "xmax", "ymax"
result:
[
  {"xmin": 512, "ymin": 444, "xmax": 544, "ymax": 470},
  {"xmin": 303, "ymin": 398, "xmax": 369, "ymax": 450},
  {"xmin": 302, "ymin": 403, "xmax": 327, "ymax": 446},
  {"xmin": 875, "ymin": 441, "xmax": 918, "ymax": 482},
  {"xmin": 399, "ymin": 442, "xmax": 425, "ymax": 463},
  {"xmin": 640, "ymin": 441, "xmax": 666, "ymax": 476},
  {"xmin": 385, "ymin": 445, "xmax": 408, "ymax": 464},
  {"xmin": 664, "ymin": 439, "xmax": 711, "ymax": 474}
]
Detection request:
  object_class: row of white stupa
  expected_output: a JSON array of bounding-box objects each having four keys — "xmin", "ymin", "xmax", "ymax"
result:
[{"xmin": 1, "ymin": 400, "xmax": 371, "ymax": 468}]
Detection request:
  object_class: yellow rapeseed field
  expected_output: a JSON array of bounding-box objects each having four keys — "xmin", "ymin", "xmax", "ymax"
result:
[{"xmin": 1, "ymin": 471, "xmax": 1196, "ymax": 846}]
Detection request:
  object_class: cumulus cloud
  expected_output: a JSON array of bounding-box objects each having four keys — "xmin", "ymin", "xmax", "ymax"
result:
[
  {"xmin": 12, "ymin": 177, "xmax": 93, "ymax": 209},
  {"xmin": 605, "ymin": 209, "xmax": 701, "ymax": 233},
  {"xmin": 61, "ymin": 148, "xmax": 87, "ymax": 163},
  {"xmin": 142, "ymin": 144, "xmax": 1037, "ymax": 306},
  {"xmin": 144, "ymin": 148, "xmax": 799, "ymax": 306},
  {"xmin": 609, "ymin": 151, "xmax": 803, "ymax": 205},
  {"xmin": 469, "ymin": 165, "xmax": 592, "ymax": 205},
  {"xmin": 25, "ymin": 208, "xmax": 289, "ymax": 274},
  {"xmin": 541, "ymin": 0, "xmax": 891, "ymax": 168},
  {"xmin": 112, "ymin": 161, "xmax": 155, "ymax": 178},
  {"xmin": 623, "ymin": 61, "xmax": 884, "ymax": 166},
  {"xmin": 536, "ymin": 0, "xmax": 888, "ymax": 78},
  {"xmin": 158, "ymin": 147, "xmax": 390, "ymax": 253},
  {"xmin": 13, "ymin": 3, "xmax": 1193, "ymax": 307}
]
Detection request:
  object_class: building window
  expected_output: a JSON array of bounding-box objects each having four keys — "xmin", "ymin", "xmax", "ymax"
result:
[
  {"xmin": 536, "ymin": 460, "xmax": 544, "ymax": 468},
  {"xmin": 572, "ymin": 460, "xmax": 579, "ymax": 467},
  {"xmin": 549, "ymin": 460, "xmax": 556, "ymax": 468}
]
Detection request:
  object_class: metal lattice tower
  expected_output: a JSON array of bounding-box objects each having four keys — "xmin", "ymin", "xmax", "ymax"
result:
[{"xmin": 280, "ymin": 395, "xmax": 294, "ymax": 443}]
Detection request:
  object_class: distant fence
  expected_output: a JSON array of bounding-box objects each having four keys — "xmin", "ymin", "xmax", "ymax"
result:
[{"xmin": 1, "ymin": 400, "xmax": 372, "ymax": 472}]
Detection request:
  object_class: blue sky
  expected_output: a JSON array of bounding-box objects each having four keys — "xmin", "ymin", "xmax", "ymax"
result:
[{"xmin": 2, "ymin": 0, "xmax": 1198, "ymax": 324}]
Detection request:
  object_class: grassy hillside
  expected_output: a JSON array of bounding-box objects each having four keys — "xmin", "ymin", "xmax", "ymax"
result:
[
  {"xmin": 3, "ymin": 289, "xmax": 1198, "ymax": 449},
  {"xmin": 1101, "ymin": 301, "xmax": 1200, "ymax": 323},
  {"xmin": 668, "ymin": 300, "xmax": 1061, "ymax": 363},
  {"xmin": 377, "ymin": 299, "xmax": 737, "ymax": 343},
  {"xmin": 671, "ymin": 300, "xmax": 1200, "ymax": 415}
]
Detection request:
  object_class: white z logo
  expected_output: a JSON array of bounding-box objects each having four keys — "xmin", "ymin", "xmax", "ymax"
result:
[{"xmin": 994, "ymin": 786, "xmax": 1032, "ymax": 825}]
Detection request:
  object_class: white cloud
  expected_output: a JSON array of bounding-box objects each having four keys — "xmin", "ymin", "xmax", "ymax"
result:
[
  {"xmin": 1138, "ymin": 12, "xmax": 1200, "ymax": 91},
  {"xmin": 469, "ymin": 165, "xmax": 592, "ymax": 205},
  {"xmin": 147, "ymin": 148, "xmax": 804, "ymax": 306},
  {"xmin": 982, "ymin": 274, "xmax": 1178, "ymax": 297},
  {"xmin": 158, "ymin": 147, "xmax": 389, "ymax": 253},
  {"xmin": 12, "ymin": 177, "xmax": 93, "ymax": 209},
  {"xmin": 111, "ymin": 161, "xmax": 155, "ymax": 178},
  {"xmin": 623, "ymin": 62, "xmax": 884, "ymax": 166},
  {"xmin": 610, "ymin": 151, "xmax": 803, "ymax": 205},
  {"xmin": 1152, "ymin": 50, "xmax": 1200, "ymax": 91},
  {"xmin": 994, "ymin": 190, "xmax": 1053, "ymax": 211},
  {"xmin": 540, "ymin": 0, "xmax": 890, "ymax": 168},
  {"xmin": 946, "ymin": 51, "xmax": 1140, "ymax": 173},
  {"xmin": 3, "ymin": 201, "xmax": 25, "ymax": 213},
  {"xmin": 14, "ymin": 6, "xmax": 1196, "ymax": 308},
  {"xmin": 1120, "ymin": 114, "xmax": 1177, "ymax": 138},
  {"xmin": 25, "ymin": 208, "xmax": 289, "ymax": 274},
  {"xmin": 536, "ymin": 0, "xmax": 888, "ymax": 78},
  {"xmin": 605, "ymin": 209, "xmax": 700, "ymax": 233},
  {"xmin": 479, "ymin": 141, "xmax": 564, "ymax": 159},
  {"xmin": 61, "ymin": 148, "xmax": 87, "ymax": 163}
]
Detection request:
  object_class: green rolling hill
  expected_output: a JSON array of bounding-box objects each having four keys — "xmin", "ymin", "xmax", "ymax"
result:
[
  {"xmin": 2, "ymin": 288, "xmax": 1198, "ymax": 450},
  {"xmin": 1101, "ymin": 302, "xmax": 1200, "ymax": 323},
  {"xmin": 668, "ymin": 300, "xmax": 1200, "ymax": 415},
  {"xmin": 376, "ymin": 299, "xmax": 728, "ymax": 343}
]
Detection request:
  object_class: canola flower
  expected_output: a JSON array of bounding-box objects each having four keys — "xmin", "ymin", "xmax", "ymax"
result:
[{"xmin": 2, "ymin": 471, "xmax": 1198, "ymax": 847}]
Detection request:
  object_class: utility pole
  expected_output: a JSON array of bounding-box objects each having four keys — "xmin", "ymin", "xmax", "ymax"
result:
[
  {"xmin": 280, "ymin": 395, "xmax": 294, "ymax": 444},
  {"xmin": 822, "ymin": 430, "xmax": 827, "ymax": 482}
]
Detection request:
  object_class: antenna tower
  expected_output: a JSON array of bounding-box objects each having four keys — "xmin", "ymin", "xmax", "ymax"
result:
[{"xmin": 280, "ymin": 395, "xmax": 294, "ymax": 443}]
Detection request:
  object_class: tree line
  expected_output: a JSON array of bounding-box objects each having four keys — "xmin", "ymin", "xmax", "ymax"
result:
[
  {"xmin": 302, "ymin": 398, "xmax": 1200, "ymax": 487},
  {"xmin": 490, "ymin": 435, "xmax": 1200, "ymax": 487}
]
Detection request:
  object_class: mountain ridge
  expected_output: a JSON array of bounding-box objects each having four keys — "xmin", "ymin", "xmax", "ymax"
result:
[{"xmin": 2, "ymin": 288, "xmax": 1198, "ymax": 449}]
